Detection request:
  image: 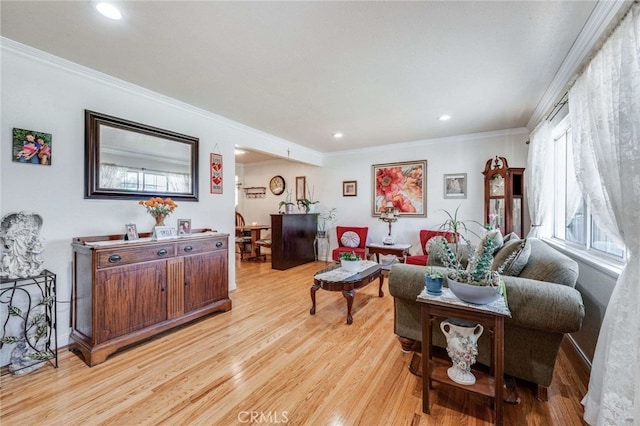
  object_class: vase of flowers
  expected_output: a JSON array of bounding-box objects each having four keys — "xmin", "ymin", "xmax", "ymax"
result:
[{"xmin": 139, "ymin": 197, "xmax": 178, "ymax": 227}]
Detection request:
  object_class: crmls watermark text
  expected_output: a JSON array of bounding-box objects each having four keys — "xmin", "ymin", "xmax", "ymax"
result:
[{"xmin": 237, "ymin": 411, "xmax": 289, "ymax": 424}]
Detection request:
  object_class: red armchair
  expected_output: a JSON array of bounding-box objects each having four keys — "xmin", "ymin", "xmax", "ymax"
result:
[
  {"xmin": 405, "ymin": 230, "xmax": 457, "ymax": 266},
  {"xmin": 332, "ymin": 226, "xmax": 369, "ymax": 261}
]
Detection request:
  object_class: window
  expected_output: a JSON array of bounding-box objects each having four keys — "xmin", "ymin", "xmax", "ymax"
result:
[
  {"xmin": 552, "ymin": 118, "xmax": 625, "ymax": 259},
  {"xmin": 99, "ymin": 163, "xmax": 190, "ymax": 193}
]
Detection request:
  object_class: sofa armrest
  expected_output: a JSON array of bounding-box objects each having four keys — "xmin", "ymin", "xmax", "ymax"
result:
[
  {"xmin": 388, "ymin": 264, "xmax": 430, "ymax": 300},
  {"xmin": 503, "ymin": 276, "xmax": 584, "ymax": 333}
]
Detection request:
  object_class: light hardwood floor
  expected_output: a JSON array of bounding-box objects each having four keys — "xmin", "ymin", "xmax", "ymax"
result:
[{"xmin": 1, "ymin": 258, "xmax": 588, "ymax": 425}]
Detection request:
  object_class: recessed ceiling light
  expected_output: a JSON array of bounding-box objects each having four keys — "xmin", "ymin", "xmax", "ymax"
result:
[
  {"xmin": 96, "ymin": 2, "xmax": 122, "ymax": 20},
  {"xmin": 437, "ymin": 115, "xmax": 451, "ymax": 121},
  {"xmin": 332, "ymin": 132, "xmax": 343, "ymax": 139},
  {"xmin": 234, "ymin": 149, "xmax": 246, "ymax": 155}
]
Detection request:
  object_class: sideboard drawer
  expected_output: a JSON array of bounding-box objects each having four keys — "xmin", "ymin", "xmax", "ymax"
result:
[
  {"xmin": 177, "ymin": 238, "xmax": 227, "ymax": 255},
  {"xmin": 97, "ymin": 245, "xmax": 176, "ymax": 268}
]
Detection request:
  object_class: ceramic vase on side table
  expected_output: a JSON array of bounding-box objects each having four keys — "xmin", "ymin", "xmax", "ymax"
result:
[{"xmin": 440, "ymin": 319, "xmax": 484, "ymax": 385}]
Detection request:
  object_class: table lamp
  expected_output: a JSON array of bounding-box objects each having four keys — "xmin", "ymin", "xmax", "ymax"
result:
[{"xmin": 379, "ymin": 201, "xmax": 399, "ymax": 245}]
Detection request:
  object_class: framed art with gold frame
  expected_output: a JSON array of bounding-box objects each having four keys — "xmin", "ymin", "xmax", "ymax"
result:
[{"xmin": 371, "ymin": 160, "xmax": 427, "ymax": 217}]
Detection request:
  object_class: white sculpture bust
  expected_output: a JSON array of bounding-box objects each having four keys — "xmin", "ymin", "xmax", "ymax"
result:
[{"xmin": 0, "ymin": 212, "xmax": 45, "ymax": 278}]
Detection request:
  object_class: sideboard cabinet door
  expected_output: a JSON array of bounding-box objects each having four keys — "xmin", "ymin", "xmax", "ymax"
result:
[
  {"xmin": 95, "ymin": 261, "xmax": 167, "ymax": 342},
  {"xmin": 184, "ymin": 250, "xmax": 228, "ymax": 313}
]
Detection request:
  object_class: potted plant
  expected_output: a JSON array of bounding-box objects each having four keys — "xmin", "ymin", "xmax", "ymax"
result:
[
  {"xmin": 429, "ymin": 206, "xmax": 505, "ymax": 304},
  {"xmin": 339, "ymin": 251, "xmax": 362, "ymax": 272},
  {"xmin": 317, "ymin": 207, "xmax": 337, "ymax": 238},
  {"xmin": 424, "ymin": 266, "xmax": 444, "ymax": 295},
  {"xmin": 278, "ymin": 190, "xmax": 295, "ymax": 214},
  {"xmin": 298, "ymin": 185, "xmax": 320, "ymax": 213}
]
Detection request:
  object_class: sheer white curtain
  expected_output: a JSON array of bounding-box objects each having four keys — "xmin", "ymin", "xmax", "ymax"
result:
[
  {"xmin": 525, "ymin": 120, "xmax": 552, "ymax": 238},
  {"xmin": 564, "ymin": 138, "xmax": 584, "ymax": 229},
  {"xmin": 569, "ymin": 3, "xmax": 640, "ymax": 424}
]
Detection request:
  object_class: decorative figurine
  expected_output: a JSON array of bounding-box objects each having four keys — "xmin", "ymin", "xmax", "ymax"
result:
[{"xmin": 0, "ymin": 212, "xmax": 45, "ymax": 278}]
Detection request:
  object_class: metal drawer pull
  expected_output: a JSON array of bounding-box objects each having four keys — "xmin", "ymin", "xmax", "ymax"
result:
[
  {"xmin": 108, "ymin": 254, "xmax": 122, "ymax": 263},
  {"xmin": 216, "ymin": 241, "xmax": 223, "ymax": 248},
  {"xmin": 184, "ymin": 245, "xmax": 193, "ymax": 252},
  {"xmin": 157, "ymin": 249, "xmax": 168, "ymax": 256}
]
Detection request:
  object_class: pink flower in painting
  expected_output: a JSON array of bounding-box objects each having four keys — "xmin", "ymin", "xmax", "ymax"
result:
[
  {"xmin": 390, "ymin": 193, "xmax": 416, "ymax": 213},
  {"xmin": 404, "ymin": 166, "xmax": 423, "ymax": 200},
  {"xmin": 376, "ymin": 167, "xmax": 404, "ymax": 197}
]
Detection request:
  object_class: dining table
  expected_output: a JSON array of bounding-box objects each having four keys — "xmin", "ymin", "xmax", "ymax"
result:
[{"xmin": 235, "ymin": 224, "xmax": 270, "ymax": 260}]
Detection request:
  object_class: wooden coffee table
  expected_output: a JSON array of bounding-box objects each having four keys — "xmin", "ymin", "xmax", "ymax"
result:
[{"xmin": 310, "ymin": 262, "xmax": 383, "ymax": 324}]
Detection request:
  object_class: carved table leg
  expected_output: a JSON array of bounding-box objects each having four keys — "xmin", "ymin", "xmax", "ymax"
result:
[
  {"xmin": 310, "ymin": 283, "xmax": 320, "ymax": 315},
  {"xmin": 342, "ymin": 289, "xmax": 355, "ymax": 324},
  {"xmin": 378, "ymin": 274, "xmax": 384, "ymax": 297}
]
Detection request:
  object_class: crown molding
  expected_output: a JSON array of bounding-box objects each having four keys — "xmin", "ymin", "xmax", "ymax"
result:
[
  {"xmin": 1, "ymin": 37, "xmax": 324, "ymax": 166},
  {"xmin": 527, "ymin": 0, "xmax": 634, "ymax": 130},
  {"xmin": 324, "ymin": 127, "xmax": 530, "ymax": 158}
]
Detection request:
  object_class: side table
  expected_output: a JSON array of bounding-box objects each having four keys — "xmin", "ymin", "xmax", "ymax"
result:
[
  {"xmin": 0, "ymin": 270, "xmax": 57, "ymax": 375},
  {"xmin": 366, "ymin": 243, "xmax": 411, "ymax": 263},
  {"xmin": 418, "ymin": 289, "xmax": 509, "ymax": 425}
]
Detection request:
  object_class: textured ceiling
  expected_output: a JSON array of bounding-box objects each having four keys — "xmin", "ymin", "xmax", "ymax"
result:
[{"xmin": 1, "ymin": 1, "xmax": 599, "ymax": 160}]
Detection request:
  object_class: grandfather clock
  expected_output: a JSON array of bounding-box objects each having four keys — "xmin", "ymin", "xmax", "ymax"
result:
[{"xmin": 482, "ymin": 156, "xmax": 525, "ymax": 237}]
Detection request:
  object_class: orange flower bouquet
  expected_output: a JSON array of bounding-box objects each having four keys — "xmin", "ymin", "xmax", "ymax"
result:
[{"xmin": 139, "ymin": 197, "xmax": 178, "ymax": 226}]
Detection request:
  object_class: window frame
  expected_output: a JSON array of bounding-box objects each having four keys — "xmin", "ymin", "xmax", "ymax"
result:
[{"xmin": 550, "ymin": 117, "xmax": 626, "ymax": 265}]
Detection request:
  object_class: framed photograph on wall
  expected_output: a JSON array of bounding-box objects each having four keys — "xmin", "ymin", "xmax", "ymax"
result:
[
  {"xmin": 12, "ymin": 128, "xmax": 52, "ymax": 165},
  {"xmin": 177, "ymin": 219, "xmax": 191, "ymax": 235},
  {"xmin": 371, "ymin": 160, "xmax": 427, "ymax": 217},
  {"xmin": 444, "ymin": 173, "xmax": 467, "ymax": 199},
  {"xmin": 125, "ymin": 223, "xmax": 139, "ymax": 241},
  {"xmin": 295, "ymin": 176, "xmax": 306, "ymax": 200},
  {"xmin": 343, "ymin": 180, "xmax": 357, "ymax": 197}
]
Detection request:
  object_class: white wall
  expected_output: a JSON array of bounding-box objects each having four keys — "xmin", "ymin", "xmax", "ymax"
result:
[
  {"xmin": 239, "ymin": 129, "xmax": 530, "ymax": 255},
  {"xmin": 0, "ymin": 40, "xmax": 316, "ymax": 350}
]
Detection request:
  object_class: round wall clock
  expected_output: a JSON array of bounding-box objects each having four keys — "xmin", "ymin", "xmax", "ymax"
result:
[{"xmin": 269, "ymin": 175, "xmax": 286, "ymax": 195}]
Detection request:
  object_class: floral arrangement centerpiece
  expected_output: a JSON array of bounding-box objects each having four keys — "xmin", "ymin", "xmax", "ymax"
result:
[{"xmin": 139, "ymin": 197, "xmax": 178, "ymax": 226}]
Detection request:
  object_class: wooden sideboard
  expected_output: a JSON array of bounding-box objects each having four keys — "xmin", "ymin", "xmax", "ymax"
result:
[
  {"xmin": 70, "ymin": 229, "xmax": 231, "ymax": 366},
  {"xmin": 270, "ymin": 214, "xmax": 317, "ymax": 270}
]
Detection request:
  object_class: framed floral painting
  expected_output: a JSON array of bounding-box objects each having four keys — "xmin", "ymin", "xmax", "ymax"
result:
[{"xmin": 372, "ymin": 160, "xmax": 427, "ymax": 217}]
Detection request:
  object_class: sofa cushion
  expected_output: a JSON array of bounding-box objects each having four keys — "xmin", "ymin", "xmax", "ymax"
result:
[
  {"xmin": 493, "ymin": 238, "xmax": 531, "ymax": 276},
  {"xmin": 482, "ymin": 229, "xmax": 504, "ymax": 253},
  {"xmin": 340, "ymin": 231, "xmax": 360, "ymax": 248},
  {"xmin": 503, "ymin": 232, "xmax": 519, "ymax": 243}
]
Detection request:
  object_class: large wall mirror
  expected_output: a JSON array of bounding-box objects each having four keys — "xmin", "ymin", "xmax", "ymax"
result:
[{"xmin": 85, "ymin": 110, "xmax": 199, "ymax": 201}]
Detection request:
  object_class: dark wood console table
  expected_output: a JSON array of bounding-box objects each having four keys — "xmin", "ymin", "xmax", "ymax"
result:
[{"xmin": 270, "ymin": 214, "xmax": 317, "ymax": 270}]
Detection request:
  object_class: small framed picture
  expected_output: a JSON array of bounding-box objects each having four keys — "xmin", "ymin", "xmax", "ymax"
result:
[
  {"xmin": 177, "ymin": 219, "xmax": 191, "ymax": 235},
  {"xmin": 343, "ymin": 180, "xmax": 357, "ymax": 197},
  {"xmin": 125, "ymin": 223, "xmax": 139, "ymax": 241},
  {"xmin": 12, "ymin": 127, "xmax": 52, "ymax": 166},
  {"xmin": 444, "ymin": 173, "xmax": 467, "ymax": 199},
  {"xmin": 295, "ymin": 176, "xmax": 306, "ymax": 201}
]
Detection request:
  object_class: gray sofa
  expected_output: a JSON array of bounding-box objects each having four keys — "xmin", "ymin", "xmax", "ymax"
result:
[{"xmin": 388, "ymin": 238, "xmax": 585, "ymax": 400}]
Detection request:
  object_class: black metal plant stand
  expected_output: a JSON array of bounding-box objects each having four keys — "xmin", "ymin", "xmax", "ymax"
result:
[{"xmin": 0, "ymin": 270, "xmax": 57, "ymax": 375}]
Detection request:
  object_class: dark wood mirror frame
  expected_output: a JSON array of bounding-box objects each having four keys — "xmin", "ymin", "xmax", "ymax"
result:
[{"xmin": 85, "ymin": 110, "xmax": 199, "ymax": 201}]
